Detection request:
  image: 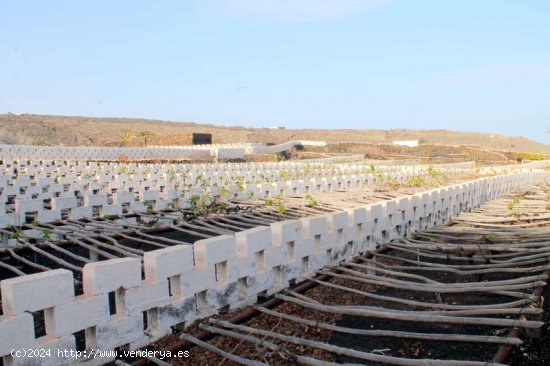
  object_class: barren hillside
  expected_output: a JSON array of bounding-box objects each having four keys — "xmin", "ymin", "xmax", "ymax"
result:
[{"xmin": 0, "ymin": 114, "xmax": 548, "ymax": 153}]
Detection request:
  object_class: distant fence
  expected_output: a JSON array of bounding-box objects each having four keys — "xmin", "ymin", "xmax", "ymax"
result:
[{"xmin": 0, "ymin": 141, "xmax": 327, "ymax": 161}]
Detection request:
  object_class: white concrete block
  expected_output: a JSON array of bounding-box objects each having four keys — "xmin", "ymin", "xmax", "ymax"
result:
[
  {"xmin": 300, "ymin": 216, "xmax": 327, "ymax": 239},
  {"xmin": 95, "ymin": 314, "xmax": 143, "ymax": 349},
  {"xmin": 1, "ymin": 269, "xmax": 75, "ymax": 316},
  {"xmin": 22, "ymin": 335, "xmax": 76, "ymax": 366},
  {"xmin": 194, "ymin": 235, "xmax": 236, "ymax": 267},
  {"xmin": 369, "ymin": 203, "xmax": 385, "ymax": 219},
  {"xmin": 179, "ymin": 267, "xmax": 216, "ymax": 296},
  {"xmin": 156, "ymin": 296, "xmax": 197, "ymax": 334},
  {"xmin": 83, "ymin": 258, "xmax": 141, "ymax": 295},
  {"xmin": 235, "ymin": 226, "xmax": 271, "ymax": 256},
  {"xmin": 0, "ymin": 314, "xmax": 35, "ymax": 356},
  {"xmin": 125, "ymin": 280, "xmax": 170, "ymax": 315},
  {"xmin": 144, "ymin": 245, "xmax": 194, "ymax": 281},
  {"xmin": 270, "ymin": 220, "xmax": 301, "ymax": 246},
  {"xmin": 44, "ymin": 294, "xmax": 109, "ymax": 337}
]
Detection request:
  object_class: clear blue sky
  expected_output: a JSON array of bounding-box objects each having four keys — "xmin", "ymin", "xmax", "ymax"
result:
[{"xmin": 1, "ymin": 0, "xmax": 549, "ymax": 143}]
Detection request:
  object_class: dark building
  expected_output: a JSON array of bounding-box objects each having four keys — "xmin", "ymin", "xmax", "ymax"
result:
[{"xmin": 192, "ymin": 133, "xmax": 213, "ymax": 145}]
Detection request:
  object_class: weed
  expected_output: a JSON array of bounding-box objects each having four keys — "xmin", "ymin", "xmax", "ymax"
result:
[{"xmin": 305, "ymin": 194, "xmax": 318, "ymax": 207}]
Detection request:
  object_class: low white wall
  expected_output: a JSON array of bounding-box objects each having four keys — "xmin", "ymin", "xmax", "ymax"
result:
[
  {"xmin": 0, "ymin": 159, "xmax": 478, "ymax": 229},
  {"xmin": 0, "ymin": 171, "xmax": 547, "ymax": 365},
  {"xmin": 0, "ymin": 141, "xmax": 328, "ymax": 162}
]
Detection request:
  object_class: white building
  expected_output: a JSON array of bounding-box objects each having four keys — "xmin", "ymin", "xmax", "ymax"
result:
[{"xmin": 393, "ymin": 140, "xmax": 419, "ymax": 147}]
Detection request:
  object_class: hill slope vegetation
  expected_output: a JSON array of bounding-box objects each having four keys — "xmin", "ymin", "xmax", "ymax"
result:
[{"xmin": 0, "ymin": 114, "xmax": 547, "ymax": 153}]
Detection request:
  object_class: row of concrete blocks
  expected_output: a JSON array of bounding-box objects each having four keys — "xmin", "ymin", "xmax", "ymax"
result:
[
  {"xmin": 0, "ymin": 141, "xmax": 327, "ymax": 161},
  {"xmin": 1, "ymin": 168, "xmax": 471, "ymax": 228},
  {"xmin": 0, "ymin": 159, "xmax": 450, "ymax": 191},
  {"xmin": 0, "ymin": 160, "xmax": 474, "ymax": 177},
  {"xmin": 0, "ymin": 155, "xmax": 367, "ymax": 174},
  {"xmin": 0, "ymin": 161, "xmax": 473, "ymax": 197},
  {"xmin": 1, "ymin": 161, "xmax": 475, "ymax": 198},
  {"xmin": 4, "ymin": 164, "xmax": 467, "ymax": 204},
  {"xmin": 0, "ymin": 171, "xmax": 548, "ymax": 366},
  {"xmin": 0, "ymin": 162, "xmax": 423, "ymax": 189}
]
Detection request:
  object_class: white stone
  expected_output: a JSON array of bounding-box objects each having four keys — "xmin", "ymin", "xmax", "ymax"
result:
[
  {"xmin": 144, "ymin": 245, "xmax": 194, "ymax": 281},
  {"xmin": 1, "ymin": 269, "xmax": 75, "ymax": 316},
  {"xmin": 44, "ymin": 294, "xmax": 109, "ymax": 337},
  {"xmin": 83, "ymin": 258, "xmax": 141, "ymax": 295},
  {"xmin": 0, "ymin": 314, "xmax": 35, "ymax": 356}
]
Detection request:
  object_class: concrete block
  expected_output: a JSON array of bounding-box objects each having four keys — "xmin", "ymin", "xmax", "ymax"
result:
[
  {"xmin": 194, "ymin": 235, "xmax": 236, "ymax": 267},
  {"xmin": 300, "ymin": 216, "xmax": 327, "ymax": 239},
  {"xmin": 235, "ymin": 226, "xmax": 272, "ymax": 256},
  {"xmin": 95, "ymin": 314, "xmax": 143, "ymax": 349},
  {"xmin": 207, "ymin": 281, "xmax": 239, "ymax": 310},
  {"xmin": 83, "ymin": 258, "xmax": 141, "ymax": 295},
  {"xmin": 398, "ymin": 197, "xmax": 411, "ymax": 211},
  {"xmin": 144, "ymin": 245, "xmax": 194, "ymax": 281},
  {"xmin": 44, "ymin": 294, "xmax": 109, "ymax": 337},
  {"xmin": 50, "ymin": 197, "xmax": 77, "ymax": 211},
  {"xmin": 1, "ymin": 269, "xmax": 75, "ymax": 316},
  {"xmin": 348, "ymin": 207, "xmax": 368, "ymax": 226},
  {"xmin": 10, "ymin": 335, "xmax": 77, "ymax": 366},
  {"xmin": 326, "ymin": 211, "xmax": 348, "ymax": 233},
  {"xmin": 385, "ymin": 200, "xmax": 397, "ymax": 215},
  {"xmin": 125, "ymin": 280, "xmax": 170, "ymax": 315},
  {"xmin": 156, "ymin": 296, "xmax": 197, "ymax": 334},
  {"xmin": 179, "ymin": 267, "xmax": 216, "ymax": 296},
  {"xmin": 369, "ymin": 203, "xmax": 385, "ymax": 219},
  {"xmin": 264, "ymin": 244, "xmax": 288, "ymax": 268},
  {"xmin": 0, "ymin": 314, "xmax": 35, "ymax": 356},
  {"xmin": 271, "ymin": 220, "xmax": 301, "ymax": 246}
]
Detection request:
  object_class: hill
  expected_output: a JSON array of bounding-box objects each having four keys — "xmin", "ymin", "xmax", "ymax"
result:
[{"xmin": 0, "ymin": 114, "xmax": 548, "ymax": 153}]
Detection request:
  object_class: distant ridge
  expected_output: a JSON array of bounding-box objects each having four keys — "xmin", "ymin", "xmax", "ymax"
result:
[{"xmin": 0, "ymin": 114, "xmax": 548, "ymax": 153}]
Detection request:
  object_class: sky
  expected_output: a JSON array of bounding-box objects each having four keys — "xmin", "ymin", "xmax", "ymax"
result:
[{"xmin": 0, "ymin": 0, "xmax": 549, "ymax": 143}]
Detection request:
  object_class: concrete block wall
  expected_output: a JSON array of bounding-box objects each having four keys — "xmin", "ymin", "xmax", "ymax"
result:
[
  {"xmin": 0, "ymin": 170, "xmax": 548, "ymax": 365},
  {"xmin": 0, "ymin": 141, "xmax": 329, "ymax": 162},
  {"xmin": 0, "ymin": 159, "xmax": 478, "ymax": 229}
]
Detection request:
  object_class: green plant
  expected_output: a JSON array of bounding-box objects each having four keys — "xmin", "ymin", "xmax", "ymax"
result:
[
  {"xmin": 426, "ymin": 166, "xmax": 447, "ymax": 184},
  {"xmin": 390, "ymin": 180, "xmax": 400, "ymax": 191},
  {"xmin": 304, "ymin": 163, "xmax": 313, "ymax": 176},
  {"xmin": 235, "ymin": 180, "xmax": 245, "ymax": 193},
  {"xmin": 507, "ymin": 198, "xmax": 521, "ymax": 219},
  {"xmin": 40, "ymin": 228, "xmax": 52, "ymax": 240},
  {"xmin": 266, "ymin": 198, "xmax": 274, "ymax": 206},
  {"xmin": 486, "ymin": 233, "xmax": 498, "ymax": 242},
  {"xmin": 305, "ymin": 194, "xmax": 318, "ymax": 207},
  {"xmin": 276, "ymin": 200, "xmax": 286, "ymax": 215},
  {"xmin": 9, "ymin": 229, "xmax": 21, "ymax": 240},
  {"xmin": 407, "ymin": 175, "xmax": 425, "ymax": 187},
  {"xmin": 138, "ymin": 130, "xmax": 155, "ymax": 138},
  {"xmin": 513, "ymin": 152, "xmax": 545, "ymax": 162},
  {"xmin": 272, "ymin": 196, "xmax": 287, "ymax": 215},
  {"xmin": 507, "ymin": 198, "xmax": 520, "ymax": 210},
  {"xmin": 120, "ymin": 132, "xmax": 135, "ymax": 144}
]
